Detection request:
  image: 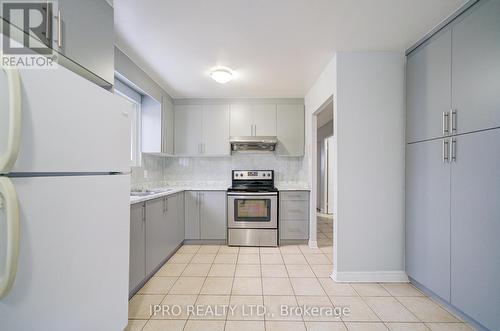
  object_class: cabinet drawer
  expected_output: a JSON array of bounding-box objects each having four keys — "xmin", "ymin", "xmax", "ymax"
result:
[
  {"xmin": 280, "ymin": 191, "xmax": 309, "ymax": 201},
  {"xmin": 280, "ymin": 200, "xmax": 309, "ymax": 220},
  {"xmin": 280, "ymin": 220, "xmax": 309, "ymax": 240}
]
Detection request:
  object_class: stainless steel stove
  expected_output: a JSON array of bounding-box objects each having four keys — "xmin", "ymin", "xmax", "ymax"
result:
[{"xmin": 227, "ymin": 170, "xmax": 278, "ymax": 247}]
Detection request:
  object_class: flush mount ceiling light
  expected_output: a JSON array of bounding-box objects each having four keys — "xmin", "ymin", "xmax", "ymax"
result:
[{"xmin": 210, "ymin": 67, "xmax": 234, "ymax": 84}]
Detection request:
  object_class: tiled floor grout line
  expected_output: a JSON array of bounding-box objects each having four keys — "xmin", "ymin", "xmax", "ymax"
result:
[
  {"xmin": 259, "ymin": 250, "xmax": 267, "ymax": 331},
  {"xmin": 223, "ymin": 246, "xmax": 239, "ymax": 330},
  {"xmin": 181, "ymin": 245, "xmax": 203, "ymax": 331}
]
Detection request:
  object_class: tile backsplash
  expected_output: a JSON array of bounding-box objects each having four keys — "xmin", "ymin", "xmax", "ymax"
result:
[{"xmin": 131, "ymin": 154, "xmax": 307, "ymax": 189}]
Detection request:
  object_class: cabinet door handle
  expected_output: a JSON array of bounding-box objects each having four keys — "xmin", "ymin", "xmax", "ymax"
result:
[
  {"xmin": 451, "ymin": 109, "xmax": 457, "ymax": 134},
  {"xmin": 56, "ymin": 9, "xmax": 62, "ymax": 48},
  {"xmin": 165, "ymin": 198, "xmax": 168, "ymax": 212},
  {"xmin": 44, "ymin": 3, "xmax": 52, "ymax": 44},
  {"xmin": 442, "ymin": 111, "xmax": 450, "ymax": 135},
  {"xmin": 443, "ymin": 139, "xmax": 450, "ymax": 163},
  {"xmin": 451, "ymin": 138, "xmax": 457, "ymax": 162}
]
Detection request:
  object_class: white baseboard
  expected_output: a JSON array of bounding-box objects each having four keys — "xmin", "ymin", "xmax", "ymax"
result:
[
  {"xmin": 308, "ymin": 240, "xmax": 318, "ymax": 249},
  {"xmin": 331, "ymin": 270, "xmax": 409, "ymax": 283}
]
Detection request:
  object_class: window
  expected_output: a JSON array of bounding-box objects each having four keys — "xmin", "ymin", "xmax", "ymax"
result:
[{"xmin": 114, "ymin": 78, "xmax": 142, "ymax": 166}]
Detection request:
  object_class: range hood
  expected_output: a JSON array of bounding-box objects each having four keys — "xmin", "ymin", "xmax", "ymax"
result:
[{"xmin": 230, "ymin": 136, "xmax": 278, "ymax": 153}]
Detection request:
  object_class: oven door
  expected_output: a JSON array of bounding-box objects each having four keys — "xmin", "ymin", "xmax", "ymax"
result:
[{"xmin": 227, "ymin": 192, "xmax": 278, "ymax": 229}]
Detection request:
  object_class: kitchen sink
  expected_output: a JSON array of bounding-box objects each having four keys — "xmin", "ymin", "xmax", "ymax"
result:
[{"xmin": 130, "ymin": 191, "xmax": 154, "ymax": 197}]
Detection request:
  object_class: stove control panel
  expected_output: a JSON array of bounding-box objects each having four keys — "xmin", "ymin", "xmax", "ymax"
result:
[{"xmin": 233, "ymin": 170, "xmax": 273, "ymax": 180}]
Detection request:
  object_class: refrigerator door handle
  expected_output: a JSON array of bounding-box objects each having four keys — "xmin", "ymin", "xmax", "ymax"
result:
[
  {"xmin": 0, "ymin": 177, "xmax": 20, "ymax": 299},
  {"xmin": 0, "ymin": 68, "xmax": 22, "ymax": 174}
]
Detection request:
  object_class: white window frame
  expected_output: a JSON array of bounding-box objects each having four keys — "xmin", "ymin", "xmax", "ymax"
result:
[{"xmin": 115, "ymin": 85, "xmax": 142, "ymax": 167}]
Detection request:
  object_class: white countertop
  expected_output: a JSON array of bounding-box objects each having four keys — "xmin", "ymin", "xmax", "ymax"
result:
[
  {"xmin": 275, "ymin": 182, "xmax": 310, "ymax": 191},
  {"xmin": 130, "ymin": 188, "xmax": 185, "ymax": 204},
  {"xmin": 130, "ymin": 182, "xmax": 310, "ymax": 204},
  {"xmin": 130, "ymin": 186, "xmax": 228, "ymax": 204}
]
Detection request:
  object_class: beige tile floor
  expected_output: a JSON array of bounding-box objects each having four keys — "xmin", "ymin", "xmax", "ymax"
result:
[{"xmin": 126, "ymin": 216, "xmax": 473, "ymax": 331}]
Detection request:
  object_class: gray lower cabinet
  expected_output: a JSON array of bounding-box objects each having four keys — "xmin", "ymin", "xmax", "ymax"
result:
[
  {"xmin": 130, "ymin": 192, "xmax": 185, "ymax": 295},
  {"xmin": 185, "ymin": 191, "xmax": 201, "ymax": 239},
  {"xmin": 280, "ymin": 191, "xmax": 309, "ymax": 241},
  {"xmin": 185, "ymin": 191, "xmax": 226, "ymax": 240},
  {"xmin": 200, "ymin": 192, "xmax": 226, "ymax": 240},
  {"xmin": 451, "ymin": 0, "xmax": 500, "ymax": 135},
  {"xmin": 405, "ymin": 130, "xmax": 500, "ymax": 330},
  {"xmin": 175, "ymin": 193, "xmax": 185, "ymax": 243},
  {"xmin": 129, "ymin": 203, "xmax": 146, "ymax": 293},
  {"xmin": 145, "ymin": 197, "xmax": 168, "ymax": 274},
  {"xmin": 405, "ymin": 139, "xmax": 451, "ymax": 301},
  {"xmin": 450, "ymin": 129, "xmax": 500, "ymax": 331}
]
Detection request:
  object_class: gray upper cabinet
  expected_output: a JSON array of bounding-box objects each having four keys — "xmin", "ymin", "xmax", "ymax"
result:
[
  {"xmin": 174, "ymin": 104, "xmax": 230, "ymax": 156},
  {"xmin": 450, "ymin": 129, "xmax": 500, "ymax": 331},
  {"xmin": 56, "ymin": 0, "xmax": 114, "ymax": 85},
  {"xmin": 129, "ymin": 203, "xmax": 145, "ymax": 293},
  {"xmin": 202, "ymin": 104, "xmax": 230, "ymax": 155},
  {"xmin": 451, "ymin": 0, "xmax": 500, "ymax": 135},
  {"xmin": 200, "ymin": 192, "xmax": 226, "ymax": 240},
  {"xmin": 174, "ymin": 104, "xmax": 203, "ymax": 155},
  {"xmin": 406, "ymin": 29, "xmax": 451, "ymax": 144},
  {"xmin": 253, "ymin": 104, "xmax": 277, "ymax": 136},
  {"xmin": 405, "ymin": 139, "xmax": 451, "ymax": 301},
  {"xmin": 229, "ymin": 104, "xmax": 253, "ymax": 137},
  {"xmin": 230, "ymin": 104, "xmax": 277, "ymax": 137},
  {"xmin": 277, "ymin": 104, "xmax": 304, "ymax": 156}
]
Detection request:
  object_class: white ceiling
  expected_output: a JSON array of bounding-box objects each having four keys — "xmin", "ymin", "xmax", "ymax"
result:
[{"xmin": 114, "ymin": 0, "xmax": 467, "ymax": 98}]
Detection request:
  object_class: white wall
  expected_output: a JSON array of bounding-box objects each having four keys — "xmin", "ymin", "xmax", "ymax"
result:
[
  {"xmin": 304, "ymin": 56, "xmax": 337, "ymax": 246},
  {"xmin": 305, "ymin": 52, "xmax": 406, "ymax": 282},
  {"xmin": 326, "ymin": 136, "xmax": 335, "ymax": 214}
]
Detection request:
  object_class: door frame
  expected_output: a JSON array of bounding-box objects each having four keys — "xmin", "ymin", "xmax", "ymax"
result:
[{"xmin": 309, "ymin": 96, "xmax": 334, "ymax": 249}]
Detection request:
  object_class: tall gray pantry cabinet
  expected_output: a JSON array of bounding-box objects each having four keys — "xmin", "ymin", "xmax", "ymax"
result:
[{"xmin": 405, "ymin": 1, "xmax": 500, "ymax": 330}]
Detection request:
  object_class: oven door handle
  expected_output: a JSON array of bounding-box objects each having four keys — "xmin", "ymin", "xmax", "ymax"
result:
[{"xmin": 227, "ymin": 192, "xmax": 278, "ymax": 197}]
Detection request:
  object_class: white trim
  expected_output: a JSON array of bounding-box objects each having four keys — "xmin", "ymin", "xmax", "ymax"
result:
[
  {"xmin": 331, "ymin": 270, "xmax": 409, "ymax": 283},
  {"xmin": 308, "ymin": 240, "xmax": 318, "ymax": 249},
  {"xmin": 173, "ymin": 97, "xmax": 304, "ymax": 105}
]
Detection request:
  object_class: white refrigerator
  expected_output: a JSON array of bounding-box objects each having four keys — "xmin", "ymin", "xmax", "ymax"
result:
[{"xmin": 0, "ymin": 64, "xmax": 132, "ymax": 330}]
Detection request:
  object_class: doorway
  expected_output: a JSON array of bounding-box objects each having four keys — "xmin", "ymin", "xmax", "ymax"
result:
[{"xmin": 315, "ymin": 99, "xmax": 334, "ymax": 251}]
